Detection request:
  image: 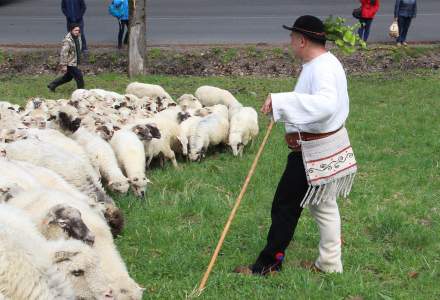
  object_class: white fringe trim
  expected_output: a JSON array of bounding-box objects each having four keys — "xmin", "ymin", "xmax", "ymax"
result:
[{"xmin": 300, "ymin": 173, "xmax": 356, "ymax": 208}]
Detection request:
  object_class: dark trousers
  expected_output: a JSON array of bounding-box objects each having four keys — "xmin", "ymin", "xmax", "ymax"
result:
[
  {"xmin": 49, "ymin": 66, "xmax": 84, "ymax": 90},
  {"xmin": 397, "ymin": 16, "xmax": 412, "ymax": 43},
  {"xmin": 252, "ymin": 151, "xmax": 309, "ymax": 273},
  {"xmin": 67, "ymin": 19, "xmax": 87, "ymax": 51},
  {"xmin": 118, "ymin": 20, "xmax": 129, "ymax": 48},
  {"xmin": 358, "ymin": 18, "xmax": 373, "ymax": 42}
]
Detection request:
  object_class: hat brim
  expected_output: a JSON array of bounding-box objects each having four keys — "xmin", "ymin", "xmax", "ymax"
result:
[{"xmin": 282, "ymin": 25, "xmax": 327, "ymax": 41}]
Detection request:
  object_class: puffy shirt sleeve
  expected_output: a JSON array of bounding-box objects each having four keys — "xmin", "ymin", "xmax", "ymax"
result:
[{"xmin": 271, "ymin": 70, "xmax": 339, "ymax": 126}]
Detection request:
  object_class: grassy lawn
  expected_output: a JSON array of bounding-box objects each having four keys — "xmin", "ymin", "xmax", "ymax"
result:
[{"xmin": 1, "ymin": 71, "xmax": 439, "ymax": 299}]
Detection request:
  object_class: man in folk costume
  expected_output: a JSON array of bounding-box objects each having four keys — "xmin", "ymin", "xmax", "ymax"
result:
[{"xmin": 235, "ymin": 15, "xmax": 357, "ymax": 275}]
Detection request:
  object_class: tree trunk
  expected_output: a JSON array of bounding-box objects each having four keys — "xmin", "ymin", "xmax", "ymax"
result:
[{"xmin": 128, "ymin": 0, "xmax": 146, "ymax": 77}]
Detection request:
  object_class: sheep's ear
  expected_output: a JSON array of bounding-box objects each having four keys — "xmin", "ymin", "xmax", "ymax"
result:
[
  {"xmin": 146, "ymin": 124, "xmax": 161, "ymax": 139},
  {"xmin": 45, "ymin": 208, "xmax": 57, "ymax": 225},
  {"xmin": 53, "ymin": 250, "xmax": 80, "ymax": 263}
]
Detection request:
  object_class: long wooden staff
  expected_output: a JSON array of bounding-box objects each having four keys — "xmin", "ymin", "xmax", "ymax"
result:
[{"xmin": 197, "ymin": 120, "xmax": 275, "ymax": 294}]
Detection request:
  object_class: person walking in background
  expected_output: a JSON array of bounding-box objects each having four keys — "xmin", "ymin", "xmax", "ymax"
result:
[
  {"xmin": 62, "ymin": 0, "xmax": 88, "ymax": 53},
  {"xmin": 394, "ymin": 0, "xmax": 417, "ymax": 46},
  {"xmin": 48, "ymin": 24, "xmax": 84, "ymax": 92},
  {"xmin": 358, "ymin": 0, "xmax": 380, "ymax": 42},
  {"xmin": 108, "ymin": 0, "xmax": 129, "ymax": 49}
]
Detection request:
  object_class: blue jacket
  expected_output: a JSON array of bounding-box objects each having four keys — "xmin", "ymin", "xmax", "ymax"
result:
[
  {"xmin": 62, "ymin": 0, "xmax": 86, "ymax": 22},
  {"xmin": 110, "ymin": 0, "xmax": 129, "ymax": 21},
  {"xmin": 394, "ymin": 0, "xmax": 417, "ymax": 18}
]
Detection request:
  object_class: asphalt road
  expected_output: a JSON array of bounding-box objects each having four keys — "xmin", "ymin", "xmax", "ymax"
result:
[{"xmin": 0, "ymin": 0, "xmax": 439, "ymax": 45}]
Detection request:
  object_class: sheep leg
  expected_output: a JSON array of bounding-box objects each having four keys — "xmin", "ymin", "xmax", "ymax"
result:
[
  {"xmin": 164, "ymin": 148, "xmax": 178, "ymax": 169},
  {"xmin": 146, "ymin": 156, "xmax": 153, "ymax": 169},
  {"xmin": 159, "ymin": 153, "xmax": 165, "ymax": 168}
]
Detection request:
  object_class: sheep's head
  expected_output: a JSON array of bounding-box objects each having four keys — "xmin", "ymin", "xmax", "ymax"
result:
[
  {"xmin": 71, "ymin": 89, "xmax": 92, "ymax": 102},
  {"xmin": 177, "ymin": 111, "xmax": 191, "ymax": 124},
  {"xmin": 177, "ymin": 94, "xmax": 203, "ymax": 110},
  {"xmin": 111, "ymin": 276, "xmax": 145, "ymax": 300},
  {"xmin": 22, "ymin": 115, "xmax": 47, "ymax": 129},
  {"xmin": 96, "ymin": 123, "xmax": 116, "ymax": 141},
  {"xmin": 228, "ymin": 132, "xmax": 244, "ymax": 157},
  {"xmin": 143, "ymin": 98, "xmax": 158, "ymax": 113},
  {"xmin": 58, "ymin": 105, "xmax": 81, "ymax": 133},
  {"xmin": 194, "ymin": 107, "xmax": 212, "ymax": 117},
  {"xmin": 33, "ymin": 98, "xmax": 44, "ymax": 109},
  {"xmin": 0, "ymin": 179, "xmax": 22, "ymax": 203},
  {"xmin": 131, "ymin": 124, "xmax": 161, "ymax": 141},
  {"xmin": 0, "ymin": 128, "xmax": 27, "ymax": 143},
  {"xmin": 108, "ymin": 179, "xmax": 130, "ymax": 194},
  {"xmin": 147, "ymin": 124, "xmax": 161, "ymax": 139},
  {"xmin": 129, "ymin": 176, "xmax": 150, "ymax": 198},
  {"xmin": 131, "ymin": 124, "xmax": 152, "ymax": 141},
  {"xmin": 156, "ymin": 96, "xmax": 176, "ymax": 111},
  {"xmin": 0, "ymin": 101, "xmax": 21, "ymax": 112},
  {"xmin": 103, "ymin": 203, "xmax": 125, "ymax": 238},
  {"xmin": 51, "ymin": 240, "xmax": 115, "ymax": 300},
  {"xmin": 189, "ymin": 148, "xmax": 206, "ymax": 162},
  {"xmin": 45, "ymin": 204, "xmax": 95, "ymax": 246}
]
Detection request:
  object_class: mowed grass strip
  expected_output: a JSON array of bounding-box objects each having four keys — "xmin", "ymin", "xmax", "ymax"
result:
[{"xmin": 1, "ymin": 71, "xmax": 439, "ymax": 299}]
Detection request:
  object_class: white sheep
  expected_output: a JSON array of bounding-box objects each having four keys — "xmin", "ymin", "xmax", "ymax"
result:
[
  {"xmin": 0, "ymin": 204, "xmax": 75, "ymax": 300},
  {"xmin": 188, "ymin": 104, "xmax": 230, "ymax": 161},
  {"xmin": 110, "ymin": 128, "xmax": 150, "ymax": 197},
  {"xmin": 12, "ymin": 160, "xmax": 96, "ymax": 208},
  {"xmin": 126, "ymin": 82, "xmax": 173, "ymax": 102},
  {"xmin": 7, "ymin": 190, "xmax": 144, "ymax": 300},
  {"xmin": 228, "ymin": 106, "xmax": 259, "ymax": 156},
  {"xmin": 3, "ymin": 138, "xmax": 110, "ymax": 206},
  {"xmin": 195, "ymin": 85, "xmax": 242, "ymax": 108},
  {"xmin": 72, "ymin": 127, "xmax": 130, "ymax": 193},
  {"xmin": 47, "ymin": 239, "xmax": 115, "ymax": 300},
  {"xmin": 26, "ymin": 128, "xmax": 100, "ymax": 173},
  {"xmin": 0, "ymin": 204, "xmax": 114, "ymax": 300},
  {"xmin": 2, "ymin": 139, "xmax": 124, "ymax": 237},
  {"xmin": 177, "ymin": 115, "xmax": 202, "ymax": 156},
  {"xmin": 0, "ymin": 107, "xmax": 25, "ymax": 131},
  {"xmin": 70, "ymin": 89, "xmax": 92, "ymax": 103},
  {"xmin": 0, "ymin": 101, "xmax": 20, "ymax": 112},
  {"xmin": 0, "ymin": 158, "xmax": 42, "ymax": 194},
  {"xmin": 136, "ymin": 111, "xmax": 181, "ymax": 168},
  {"xmin": 177, "ymin": 94, "xmax": 203, "ymax": 110}
]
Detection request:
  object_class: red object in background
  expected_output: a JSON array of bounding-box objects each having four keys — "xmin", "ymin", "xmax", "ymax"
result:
[{"xmin": 360, "ymin": 0, "xmax": 380, "ymax": 19}]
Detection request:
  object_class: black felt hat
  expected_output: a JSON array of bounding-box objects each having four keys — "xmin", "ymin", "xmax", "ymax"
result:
[{"xmin": 283, "ymin": 15, "xmax": 326, "ymax": 42}]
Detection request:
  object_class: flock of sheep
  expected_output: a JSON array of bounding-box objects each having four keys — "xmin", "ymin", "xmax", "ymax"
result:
[{"xmin": 0, "ymin": 83, "xmax": 259, "ymax": 299}]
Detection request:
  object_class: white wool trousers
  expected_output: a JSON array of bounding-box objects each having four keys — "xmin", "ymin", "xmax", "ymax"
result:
[
  {"xmin": 309, "ymin": 196, "xmax": 343, "ymax": 273},
  {"xmin": 253, "ymin": 152, "xmax": 342, "ymax": 274}
]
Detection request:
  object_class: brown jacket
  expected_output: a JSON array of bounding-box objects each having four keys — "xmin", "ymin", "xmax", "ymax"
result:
[{"xmin": 60, "ymin": 32, "xmax": 82, "ymax": 67}]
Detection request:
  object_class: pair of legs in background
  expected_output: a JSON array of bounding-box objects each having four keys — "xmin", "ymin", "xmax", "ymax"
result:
[
  {"xmin": 118, "ymin": 19, "xmax": 129, "ymax": 48},
  {"xmin": 358, "ymin": 18, "xmax": 373, "ymax": 42},
  {"xmin": 48, "ymin": 66, "xmax": 84, "ymax": 91},
  {"xmin": 396, "ymin": 16, "xmax": 413, "ymax": 44},
  {"xmin": 252, "ymin": 151, "xmax": 342, "ymax": 274}
]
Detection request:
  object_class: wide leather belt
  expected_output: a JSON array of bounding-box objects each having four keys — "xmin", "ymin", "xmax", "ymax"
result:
[{"xmin": 285, "ymin": 127, "xmax": 342, "ymax": 152}]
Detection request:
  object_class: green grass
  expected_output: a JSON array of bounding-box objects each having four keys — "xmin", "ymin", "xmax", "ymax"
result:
[{"xmin": 1, "ymin": 71, "xmax": 439, "ymax": 299}]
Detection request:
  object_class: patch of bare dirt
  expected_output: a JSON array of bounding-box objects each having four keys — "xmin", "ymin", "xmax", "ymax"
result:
[{"xmin": 1, "ymin": 43, "xmax": 439, "ymax": 77}]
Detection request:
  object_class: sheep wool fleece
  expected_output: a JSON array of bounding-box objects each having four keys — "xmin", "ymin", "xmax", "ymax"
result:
[{"xmin": 253, "ymin": 51, "xmax": 351, "ymax": 274}]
